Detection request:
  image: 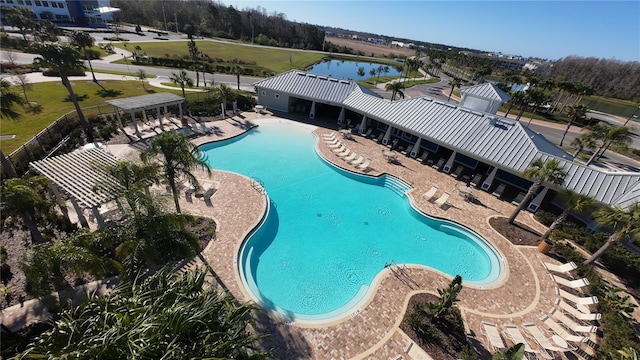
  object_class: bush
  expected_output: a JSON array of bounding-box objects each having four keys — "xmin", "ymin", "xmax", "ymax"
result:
[{"xmin": 533, "ymin": 210, "xmax": 555, "ymax": 227}]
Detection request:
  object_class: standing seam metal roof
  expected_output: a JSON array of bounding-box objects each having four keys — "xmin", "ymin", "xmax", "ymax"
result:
[
  {"xmin": 460, "ymin": 83, "xmax": 512, "ymax": 102},
  {"xmin": 106, "ymin": 92, "xmax": 185, "ymax": 112}
]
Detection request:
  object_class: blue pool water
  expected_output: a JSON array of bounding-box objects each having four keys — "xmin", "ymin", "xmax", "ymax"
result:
[
  {"xmin": 200, "ymin": 119, "xmax": 501, "ymax": 320},
  {"xmin": 307, "ymin": 59, "xmax": 402, "ymax": 80}
]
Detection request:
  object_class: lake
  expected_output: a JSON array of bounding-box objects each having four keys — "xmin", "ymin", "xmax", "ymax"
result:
[{"xmin": 307, "ymin": 59, "xmax": 403, "ymax": 80}]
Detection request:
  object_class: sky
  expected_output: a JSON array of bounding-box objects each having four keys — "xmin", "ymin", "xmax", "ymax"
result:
[{"xmin": 220, "ymin": 1, "xmax": 640, "ymax": 62}]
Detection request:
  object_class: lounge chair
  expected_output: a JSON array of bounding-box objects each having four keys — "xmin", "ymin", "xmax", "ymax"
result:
[
  {"xmin": 556, "ymin": 287, "xmax": 598, "ymax": 305},
  {"xmin": 418, "ymin": 152, "xmax": 429, "ymax": 163},
  {"xmin": 423, "ymin": 186, "xmax": 438, "ymax": 201},
  {"xmin": 549, "ymin": 308, "xmax": 597, "ymax": 333},
  {"xmin": 492, "ymin": 183, "xmax": 506, "ymax": 197},
  {"xmin": 481, "ymin": 321, "xmax": 505, "ymax": 352},
  {"xmin": 322, "ymin": 132, "xmax": 336, "ymax": 140},
  {"xmin": 470, "ymin": 174, "xmax": 483, "ymax": 187},
  {"xmin": 511, "ymin": 192, "xmax": 526, "ymax": 206},
  {"xmin": 557, "ymin": 300, "xmax": 601, "ymax": 321},
  {"xmin": 357, "ymin": 158, "xmax": 371, "ymax": 171},
  {"xmin": 550, "ymin": 274, "xmax": 589, "ymax": 289},
  {"xmin": 343, "ymin": 151, "xmax": 357, "ymax": 162},
  {"xmin": 325, "ymin": 138, "xmax": 340, "ymax": 146},
  {"xmin": 403, "ymin": 145, "xmax": 413, "ymax": 157},
  {"xmin": 361, "ymin": 128, "xmax": 372, "ymax": 138},
  {"xmin": 432, "ymin": 158, "xmax": 445, "ymax": 170},
  {"xmin": 522, "ymin": 323, "xmax": 574, "ymax": 353},
  {"xmin": 199, "ymin": 181, "xmax": 218, "ymax": 199},
  {"xmin": 328, "ymin": 141, "xmax": 343, "ymax": 149},
  {"xmin": 376, "ymin": 133, "xmax": 384, "ymax": 143},
  {"xmin": 332, "ymin": 144, "xmax": 346, "ymax": 153},
  {"xmin": 542, "ymin": 261, "xmax": 577, "ymax": 274},
  {"xmin": 351, "ymin": 155, "xmax": 364, "ymax": 166},
  {"xmin": 390, "ymin": 138, "xmax": 399, "ymax": 150},
  {"xmin": 450, "ymin": 166, "xmax": 463, "ymax": 179},
  {"xmin": 542, "ymin": 316, "xmax": 588, "ymax": 344},
  {"xmin": 336, "ymin": 148, "xmax": 351, "ymax": 158},
  {"xmin": 504, "ymin": 324, "xmax": 551, "ymax": 359},
  {"xmin": 435, "ymin": 192, "xmax": 450, "ymax": 208}
]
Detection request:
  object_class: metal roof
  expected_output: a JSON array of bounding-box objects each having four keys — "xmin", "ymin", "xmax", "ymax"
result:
[
  {"xmin": 30, "ymin": 148, "xmax": 121, "ymax": 208},
  {"xmin": 254, "ymin": 71, "xmax": 640, "ymax": 209},
  {"xmin": 253, "ymin": 70, "xmax": 381, "ymax": 105},
  {"xmin": 460, "ymin": 83, "xmax": 511, "ymax": 102},
  {"xmin": 106, "ymin": 93, "xmax": 184, "ymax": 112}
]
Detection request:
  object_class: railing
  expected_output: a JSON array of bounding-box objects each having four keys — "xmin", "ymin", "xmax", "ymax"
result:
[{"xmin": 250, "ymin": 177, "xmax": 265, "ymax": 194}]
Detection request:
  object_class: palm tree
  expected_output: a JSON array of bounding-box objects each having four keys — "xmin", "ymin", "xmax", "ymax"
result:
[
  {"xmin": 34, "ymin": 43, "xmax": 93, "ymax": 142},
  {"xmin": 356, "ymin": 66, "xmax": 365, "ymax": 80},
  {"xmin": 429, "ymin": 275, "xmax": 462, "ymax": 320},
  {"xmin": 136, "ymin": 69, "xmax": 147, "ymax": 90},
  {"xmin": 369, "ymin": 68, "xmax": 377, "ymax": 83},
  {"xmin": 216, "ymin": 83, "xmax": 235, "ymax": 112},
  {"xmin": 232, "ymin": 64, "xmax": 243, "ymax": 90},
  {"xmin": 385, "ymin": 82, "xmax": 405, "ymax": 101},
  {"xmin": 584, "ymin": 202, "xmax": 640, "ymax": 265},
  {"xmin": 1, "ymin": 176, "xmax": 52, "ymax": 243},
  {"xmin": 103, "ymin": 160, "xmax": 159, "ymax": 219},
  {"xmin": 0, "ymin": 79, "xmax": 25, "ymax": 178},
  {"xmin": 18, "ymin": 267, "xmax": 270, "ymax": 359},
  {"xmin": 170, "ymin": 70, "xmax": 193, "ymax": 99},
  {"xmin": 539, "ymin": 190, "xmax": 594, "ymax": 242},
  {"xmin": 508, "ymin": 159, "xmax": 567, "ymax": 224},
  {"xmin": 504, "ymin": 91, "xmax": 525, "ymax": 117},
  {"xmin": 447, "ymin": 77, "xmax": 462, "ymax": 102},
  {"xmin": 375, "ymin": 65, "xmax": 384, "ymax": 84},
  {"xmin": 145, "ymin": 131, "xmax": 211, "ymax": 213},
  {"xmin": 585, "ymin": 124, "xmax": 631, "ymax": 165},
  {"xmin": 525, "ymin": 87, "xmax": 547, "ymax": 126},
  {"xmin": 560, "ymin": 105, "xmax": 588, "ymax": 147},
  {"xmin": 493, "ymin": 343, "xmax": 525, "ymax": 360},
  {"xmin": 69, "ymin": 31, "xmax": 99, "ymax": 85},
  {"xmin": 570, "ymin": 134, "xmax": 597, "ymax": 158}
]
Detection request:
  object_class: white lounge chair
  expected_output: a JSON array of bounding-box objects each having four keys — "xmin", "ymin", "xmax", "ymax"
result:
[
  {"xmin": 423, "ymin": 186, "xmax": 438, "ymax": 201},
  {"xmin": 556, "ymin": 287, "xmax": 598, "ymax": 305},
  {"xmin": 357, "ymin": 158, "xmax": 371, "ymax": 171},
  {"xmin": 322, "ymin": 132, "xmax": 336, "ymax": 140},
  {"xmin": 542, "ymin": 316, "xmax": 588, "ymax": 344},
  {"xmin": 435, "ymin": 192, "xmax": 450, "ymax": 208},
  {"xmin": 557, "ymin": 300, "xmax": 601, "ymax": 320},
  {"xmin": 328, "ymin": 141, "xmax": 343, "ymax": 149},
  {"xmin": 523, "ymin": 323, "xmax": 574, "ymax": 353},
  {"xmin": 351, "ymin": 155, "xmax": 364, "ymax": 166},
  {"xmin": 470, "ymin": 174, "xmax": 483, "ymax": 187},
  {"xmin": 336, "ymin": 148, "xmax": 351, "ymax": 158},
  {"xmin": 343, "ymin": 151, "xmax": 357, "ymax": 162},
  {"xmin": 361, "ymin": 128, "xmax": 372, "ymax": 138},
  {"xmin": 492, "ymin": 183, "xmax": 506, "ymax": 197},
  {"xmin": 511, "ymin": 192, "xmax": 526, "ymax": 205},
  {"xmin": 549, "ymin": 308, "xmax": 597, "ymax": 333},
  {"xmin": 332, "ymin": 144, "xmax": 346, "ymax": 153},
  {"xmin": 550, "ymin": 274, "xmax": 589, "ymax": 289},
  {"xmin": 325, "ymin": 137, "xmax": 340, "ymax": 145},
  {"xmin": 450, "ymin": 166, "xmax": 463, "ymax": 179},
  {"xmin": 504, "ymin": 325, "xmax": 551, "ymax": 359},
  {"xmin": 481, "ymin": 321, "xmax": 505, "ymax": 352},
  {"xmin": 432, "ymin": 158, "xmax": 445, "ymax": 170},
  {"xmin": 418, "ymin": 152, "xmax": 429, "ymax": 163},
  {"xmin": 542, "ymin": 261, "xmax": 577, "ymax": 274}
]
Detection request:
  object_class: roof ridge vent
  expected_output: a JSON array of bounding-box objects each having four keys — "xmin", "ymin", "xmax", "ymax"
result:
[
  {"xmin": 339, "ymin": 79, "xmax": 350, "ymax": 84},
  {"xmin": 296, "ymin": 72, "xmax": 305, "ymax": 76},
  {"xmin": 329, "ymin": 78, "xmax": 338, "ymax": 82},
  {"xmin": 445, "ymin": 103, "xmax": 457, "ymax": 108},
  {"xmin": 434, "ymin": 100, "xmax": 445, "ymax": 105},
  {"xmin": 422, "ymin": 97, "xmax": 432, "ymax": 101},
  {"xmin": 318, "ymin": 76, "xmax": 327, "ymax": 80},
  {"xmin": 307, "ymin": 74, "xmax": 316, "ymax": 78}
]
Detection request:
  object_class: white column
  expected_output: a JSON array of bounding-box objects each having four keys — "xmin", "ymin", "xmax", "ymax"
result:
[
  {"xmin": 309, "ymin": 101, "xmax": 316, "ymax": 119},
  {"xmin": 232, "ymin": 101, "xmax": 238, "ymax": 114},
  {"xmin": 130, "ymin": 111, "xmax": 142, "ymax": 138},
  {"xmin": 338, "ymin": 107, "xmax": 345, "ymax": 125},
  {"xmin": 527, "ymin": 187, "xmax": 548, "ymax": 212},
  {"xmin": 112, "ymin": 106, "xmax": 124, "ymax": 130},
  {"xmin": 410, "ymin": 138, "xmax": 422, "ymax": 158},
  {"xmin": 156, "ymin": 106, "xmax": 164, "ymax": 131},
  {"xmin": 142, "ymin": 109, "xmax": 148, "ymax": 122},
  {"xmin": 91, "ymin": 206, "xmax": 105, "ymax": 229},
  {"xmin": 443, "ymin": 151, "xmax": 456, "ymax": 174},
  {"xmin": 359, "ymin": 115, "xmax": 367, "ymax": 134},
  {"xmin": 49, "ymin": 184, "xmax": 70, "ymax": 222},
  {"xmin": 178, "ymin": 103, "xmax": 184, "ymax": 124},
  {"xmin": 221, "ymin": 102, "xmax": 225, "ymax": 119},
  {"xmin": 382, "ymin": 126, "xmax": 393, "ymax": 145},
  {"xmin": 481, "ymin": 167, "xmax": 498, "ymax": 191},
  {"xmin": 70, "ymin": 198, "xmax": 89, "ymax": 228}
]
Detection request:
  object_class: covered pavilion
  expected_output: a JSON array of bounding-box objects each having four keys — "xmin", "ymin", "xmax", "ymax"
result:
[{"xmin": 106, "ymin": 93, "xmax": 186, "ymax": 139}]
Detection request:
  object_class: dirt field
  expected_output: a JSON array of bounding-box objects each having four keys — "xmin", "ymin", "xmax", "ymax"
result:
[{"xmin": 325, "ymin": 36, "xmax": 416, "ymax": 58}]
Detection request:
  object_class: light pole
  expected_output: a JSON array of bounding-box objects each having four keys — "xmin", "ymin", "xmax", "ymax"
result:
[{"xmin": 623, "ymin": 105, "xmax": 640, "ymax": 126}]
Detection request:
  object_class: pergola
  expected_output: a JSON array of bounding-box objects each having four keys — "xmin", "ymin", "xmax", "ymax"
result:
[
  {"xmin": 29, "ymin": 148, "xmax": 121, "ymax": 229},
  {"xmin": 106, "ymin": 93, "xmax": 185, "ymax": 139}
]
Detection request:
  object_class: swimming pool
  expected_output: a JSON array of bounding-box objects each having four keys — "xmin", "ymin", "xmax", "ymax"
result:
[{"xmin": 200, "ymin": 119, "xmax": 502, "ymax": 321}]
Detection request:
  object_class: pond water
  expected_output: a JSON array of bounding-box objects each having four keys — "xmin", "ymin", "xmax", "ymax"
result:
[{"xmin": 307, "ymin": 59, "xmax": 402, "ymax": 80}]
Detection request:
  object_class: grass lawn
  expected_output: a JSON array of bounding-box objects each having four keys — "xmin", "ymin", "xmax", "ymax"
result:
[
  {"xmin": 113, "ymin": 40, "xmax": 327, "ymax": 74},
  {"xmin": 92, "ymin": 69, "xmax": 156, "ymax": 78},
  {"xmin": 0, "ymin": 80, "xmax": 185, "ymax": 153}
]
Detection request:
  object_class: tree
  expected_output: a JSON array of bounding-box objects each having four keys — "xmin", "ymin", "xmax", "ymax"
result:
[
  {"xmin": 492, "ymin": 343, "xmax": 525, "ymax": 360},
  {"xmin": 12, "ymin": 72, "xmax": 33, "ymax": 106},
  {"xmin": 429, "ymin": 274, "xmax": 463, "ymax": 320},
  {"xmin": 136, "ymin": 69, "xmax": 147, "ymax": 90},
  {"xmin": 232, "ymin": 64, "xmax": 243, "ymax": 90},
  {"xmin": 70, "ymin": 31, "xmax": 99, "ymax": 85},
  {"xmin": 17, "ymin": 267, "xmax": 270, "ymax": 359},
  {"xmin": 570, "ymin": 134, "xmax": 597, "ymax": 158},
  {"xmin": 103, "ymin": 160, "xmax": 159, "ymax": 220},
  {"xmin": 584, "ymin": 202, "xmax": 640, "ymax": 265},
  {"xmin": 4, "ymin": 7, "xmax": 35, "ymax": 42},
  {"xmin": 369, "ymin": 68, "xmax": 377, "ymax": 83},
  {"xmin": 508, "ymin": 159, "xmax": 567, "ymax": 224},
  {"xmin": 539, "ymin": 190, "xmax": 594, "ymax": 242},
  {"xmin": 504, "ymin": 91, "xmax": 525, "ymax": 117},
  {"xmin": 375, "ymin": 65, "xmax": 384, "ymax": 84},
  {"xmin": 560, "ymin": 105, "xmax": 588, "ymax": 147},
  {"xmin": 356, "ymin": 66, "xmax": 365, "ymax": 80},
  {"xmin": 170, "ymin": 70, "xmax": 193, "ymax": 99},
  {"xmin": 385, "ymin": 82, "xmax": 405, "ymax": 101},
  {"xmin": 216, "ymin": 83, "xmax": 236, "ymax": 111},
  {"xmin": 585, "ymin": 124, "xmax": 631, "ymax": 165},
  {"xmin": 34, "ymin": 43, "xmax": 93, "ymax": 142},
  {"xmin": 144, "ymin": 131, "xmax": 211, "ymax": 213},
  {"xmin": 0, "ymin": 79, "xmax": 25, "ymax": 177},
  {"xmin": 447, "ymin": 77, "xmax": 462, "ymax": 102},
  {"xmin": 1, "ymin": 176, "xmax": 52, "ymax": 244},
  {"xmin": 187, "ymin": 40, "xmax": 200, "ymax": 86},
  {"xmin": 525, "ymin": 87, "xmax": 547, "ymax": 126}
]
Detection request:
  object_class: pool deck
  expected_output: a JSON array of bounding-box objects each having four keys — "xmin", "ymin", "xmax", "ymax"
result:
[{"xmin": 26, "ymin": 111, "xmax": 594, "ymax": 359}]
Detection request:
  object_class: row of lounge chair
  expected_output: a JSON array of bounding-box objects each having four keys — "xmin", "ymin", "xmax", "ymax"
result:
[{"xmin": 323, "ymin": 133, "xmax": 371, "ymax": 171}]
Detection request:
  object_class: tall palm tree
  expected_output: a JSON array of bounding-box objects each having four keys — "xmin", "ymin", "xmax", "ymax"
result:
[
  {"xmin": 69, "ymin": 31, "xmax": 99, "ymax": 84},
  {"xmin": 103, "ymin": 160, "xmax": 160, "ymax": 220},
  {"xmin": 584, "ymin": 202, "xmax": 640, "ymax": 265},
  {"xmin": 34, "ymin": 43, "xmax": 93, "ymax": 142},
  {"xmin": 144, "ymin": 131, "xmax": 211, "ymax": 213},
  {"xmin": 0, "ymin": 79, "xmax": 24, "ymax": 178},
  {"xmin": 504, "ymin": 91, "xmax": 525, "ymax": 117},
  {"xmin": 508, "ymin": 159, "xmax": 567, "ymax": 224},
  {"xmin": 570, "ymin": 134, "xmax": 597, "ymax": 158},
  {"xmin": 1, "ymin": 176, "xmax": 52, "ymax": 243},
  {"xmin": 170, "ymin": 70, "xmax": 193, "ymax": 99},
  {"xmin": 560, "ymin": 105, "xmax": 588, "ymax": 147},
  {"xmin": 356, "ymin": 66, "xmax": 365, "ymax": 80},
  {"xmin": 385, "ymin": 82, "xmax": 405, "ymax": 101},
  {"xmin": 216, "ymin": 83, "xmax": 235, "ymax": 112},
  {"xmin": 447, "ymin": 77, "xmax": 462, "ymax": 102},
  {"xmin": 585, "ymin": 124, "xmax": 631, "ymax": 165},
  {"xmin": 18, "ymin": 267, "xmax": 270, "ymax": 359},
  {"xmin": 539, "ymin": 190, "xmax": 594, "ymax": 242},
  {"xmin": 232, "ymin": 64, "xmax": 243, "ymax": 90},
  {"xmin": 525, "ymin": 87, "xmax": 547, "ymax": 126}
]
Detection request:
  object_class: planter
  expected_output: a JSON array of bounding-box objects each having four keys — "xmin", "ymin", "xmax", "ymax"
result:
[{"xmin": 537, "ymin": 240, "xmax": 554, "ymax": 254}]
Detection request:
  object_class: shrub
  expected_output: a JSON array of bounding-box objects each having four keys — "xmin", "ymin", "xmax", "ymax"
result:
[{"xmin": 533, "ymin": 209, "xmax": 555, "ymax": 226}]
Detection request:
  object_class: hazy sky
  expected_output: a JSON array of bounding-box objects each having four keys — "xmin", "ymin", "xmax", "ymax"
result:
[{"xmin": 221, "ymin": 0, "xmax": 640, "ymax": 61}]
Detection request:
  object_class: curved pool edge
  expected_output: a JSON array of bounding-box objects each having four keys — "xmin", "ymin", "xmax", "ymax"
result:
[{"xmin": 233, "ymin": 129, "xmax": 508, "ymax": 327}]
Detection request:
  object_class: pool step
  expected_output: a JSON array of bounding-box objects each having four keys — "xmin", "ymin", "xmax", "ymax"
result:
[{"xmin": 383, "ymin": 175, "xmax": 411, "ymax": 197}]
